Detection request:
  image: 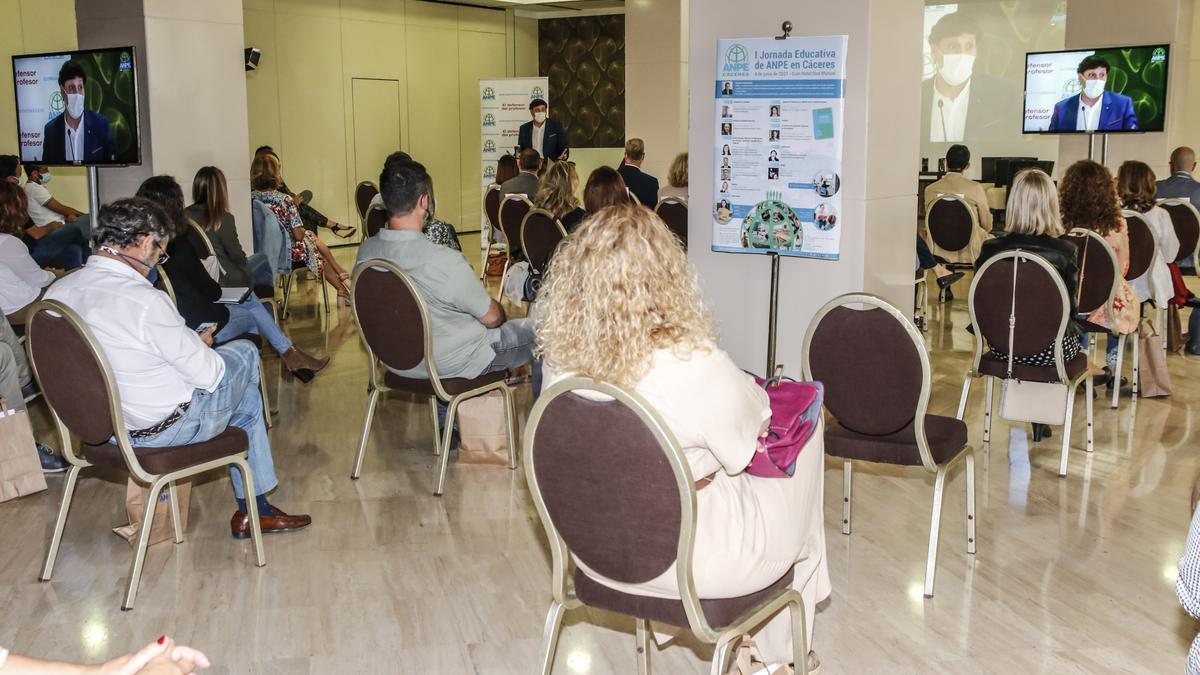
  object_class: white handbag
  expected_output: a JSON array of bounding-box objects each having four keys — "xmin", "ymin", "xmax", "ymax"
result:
[{"xmin": 997, "ymin": 255, "xmax": 1068, "ymax": 425}]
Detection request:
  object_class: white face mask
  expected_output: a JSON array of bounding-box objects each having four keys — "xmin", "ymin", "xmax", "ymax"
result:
[
  {"xmin": 937, "ymin": 53, "xmax": 975, "ymax": 87},
  {"xmin": 66, "ymin": 92, "xmax": 85, "ymax": 119},
  {"xmin": 1083, "ymin": 78, "xmax": 1106, "ymax": 99},
  {"xmin": 533, "ymin": 111, "xmax": 547, "ymax": 123}
]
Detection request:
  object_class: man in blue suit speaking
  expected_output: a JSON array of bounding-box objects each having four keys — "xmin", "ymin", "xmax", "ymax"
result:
[
  {"xmin": 40, "ymin": 60, "xmax": 116, "ymax": 164},
  {"xmin": 1047, "ymin": 55, "xmax": 1139, "ymax": 132}
]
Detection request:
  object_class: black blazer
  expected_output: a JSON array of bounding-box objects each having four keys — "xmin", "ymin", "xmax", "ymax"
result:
[
  {"xmin": 618, "ymin": 164, "xmax": 660, "ymax": 209},
  {"xmin": 40, "ymin": 110, "xmax": 116, "ymax": 164},
  {"xmin": 518, "ymin": 119, "xmax": 569, "ymax": 162},
  {"xmin": 164, "ymin": 231, "xmax": 229, "ymax": 332},
  {"xmin": 976, "ymin": 233, "xmax": 1080, "ymax": 336},
  {"xmin": 185, "ymin": 204, "xmax": 252, "ymax": 288},
  {"xmin": 561, "ymin": 207, "xmax": 587, "ymax": 233}
]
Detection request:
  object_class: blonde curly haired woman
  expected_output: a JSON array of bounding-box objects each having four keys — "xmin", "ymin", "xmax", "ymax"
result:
[
  {"xmin": 534, "ymin": 160, "xmax": 587, "ymax": 232},
  {"xmin": 537, "ymin": 203, "xmax": 828, "ymax": 671}
]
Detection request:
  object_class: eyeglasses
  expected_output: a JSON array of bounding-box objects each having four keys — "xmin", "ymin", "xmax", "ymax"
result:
[{"xmin": 153, "ymin": 240, "xmax": 170, "ymax": 266}]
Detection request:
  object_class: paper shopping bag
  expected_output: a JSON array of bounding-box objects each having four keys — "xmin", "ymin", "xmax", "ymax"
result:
[
  {"xmin": 113, "ymin": 478, "xmax": 191, "ymax": 546},
  {"xmin": 0, "ymin": 404, "xmax": 47, "ymax": 502},
  {"xmin": 457, "ymin": 391, "xmax": 510, "ymax": 465}
]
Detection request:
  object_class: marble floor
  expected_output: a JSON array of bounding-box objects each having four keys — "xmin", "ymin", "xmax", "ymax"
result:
[{"xmin": 1, "ymin": 252, "xmax": 1198, "ymax": 674}]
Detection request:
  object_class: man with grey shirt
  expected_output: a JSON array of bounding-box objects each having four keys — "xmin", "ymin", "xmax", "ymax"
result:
[
  {"xmin": 499, "ymin": 148, "xmax": 542, "ymax": 198},
  {"xmin": 1158, "ymin": 146, "xmax": 1200, "ymax": 352},
  {"xmin": 356, "ymin": 157, "xmax": 537, "ymax": 431}
]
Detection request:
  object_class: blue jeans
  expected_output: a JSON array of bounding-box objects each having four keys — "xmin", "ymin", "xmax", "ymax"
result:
[
  {"xmin": 28, "ymin": 225, "xmax": 89, "ymax": 270},
  {"xmin": 248, "ymin": 253, "xmax": 274, "ymax": 290},
  {"xmin": 1188, "ymin": 309, "xmax": 1200, "ymax": 352},
  {"xmin": 214, "ymin": 297, "xmax": 292, "ymax": 354},
  {"xmin": 129, "ymin": 342, "xmax": 278, "ymax": 500}
]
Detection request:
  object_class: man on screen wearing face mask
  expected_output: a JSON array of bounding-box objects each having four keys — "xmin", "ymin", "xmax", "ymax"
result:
[
  {"xmin": 920, "ymin": 11, "xmax": 1011, "ymax": 144},
  {"xmin": 1047, "ymin": 55, "xmax": 1139, "ymax": 132},
  {"xmin": 517, "ymin": 98, "xmax": 569, "ymax": 163},
  {"xmin": 40, "ymin": 60, "xmax": 116, "ymax": 164}
]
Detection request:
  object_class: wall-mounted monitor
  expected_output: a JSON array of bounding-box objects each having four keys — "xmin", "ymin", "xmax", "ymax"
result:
[
  {"xmin": 12, "ymin": 46, "xmax": 141, "ymax": 166},
  {"xmin": 1022, "ymin": 44, "xmax": 1168, "ymax": 135}
]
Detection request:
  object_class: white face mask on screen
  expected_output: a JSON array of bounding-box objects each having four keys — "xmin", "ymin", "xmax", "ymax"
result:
[
  {"xmin": 1083, "ymin": 78, "xmax": 1106, "ymax": 99},
  {"xmin": 66, "ymin": 92, "xmax": 85, "ymax": 119},
  {"xmin": 937, "ymin": 53, "xmax": 975, "ymax": 87}
]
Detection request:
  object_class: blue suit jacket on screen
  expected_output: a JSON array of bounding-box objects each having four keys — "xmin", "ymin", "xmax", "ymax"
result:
[
  {"xmin": 40, "ymin": 110, "xmax": 117, "ymax": 163},
  {"xmin": 1047, "ymin": 91, "xmax": 1139, "ymax": 132}
]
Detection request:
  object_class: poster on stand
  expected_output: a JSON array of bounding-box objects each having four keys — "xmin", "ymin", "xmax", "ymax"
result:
[
  {"xmin": 479, "ymin": 77, "xmax": 549, "ymax": 251},
  {"xmin": 712, "ymin": 35, "xmax": 848, "ymax": 260}
]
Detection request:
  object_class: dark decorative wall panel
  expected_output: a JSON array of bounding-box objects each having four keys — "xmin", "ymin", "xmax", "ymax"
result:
[{"xmin": 538, "ymin": 15, "xmax": 625, "ymax": 148}]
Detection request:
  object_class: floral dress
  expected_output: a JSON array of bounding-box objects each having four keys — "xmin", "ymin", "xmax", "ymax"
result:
[
  {"xmin": 252, "ymin": 189, "xmax": 323, "ymax": 275},
  {"xmin": 1085, "ymin": 220, "xmax": 1140, "ymax": 336}
]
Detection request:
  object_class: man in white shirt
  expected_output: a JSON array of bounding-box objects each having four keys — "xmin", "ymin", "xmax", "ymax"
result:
[
  {"xmin": 44, "ymin": 197, "xmax": 311, "ymax": 537},
  {"xmin": 18, "ymin": 163, "xmax": 89, "ymax": 270}
]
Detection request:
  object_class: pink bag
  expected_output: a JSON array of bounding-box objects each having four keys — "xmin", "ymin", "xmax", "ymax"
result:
[{"xmin": 746, "ymin": 377, "xmax": 824, "ymax": 478}]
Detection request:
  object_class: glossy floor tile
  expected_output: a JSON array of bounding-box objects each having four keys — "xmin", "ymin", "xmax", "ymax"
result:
[{"xmin": 1, "ymin": 255, "xmax": 1197, "ymax": 673}]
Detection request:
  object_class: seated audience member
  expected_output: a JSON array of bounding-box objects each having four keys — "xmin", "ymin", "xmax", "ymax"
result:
[
  {"xmin": 534, "ymin": 160, "xmax": 586, "ymax": 232},
  {"xmin": 583, "ymin": 166, "xmax": 632, "ymax": 213},
  {"xmin": 494, "ymin": 153, "xmax": 519, "ymax": 187},
  {"xmin": 976, "ymin": 168, "xmax": 1079, "ymax": 441},
  {"xmin": 537, "ymin": 203, "xmax": 828, "ymax": 671},
  {"xmin": 0, "ymin": 181, "xmax": 54, "ymax": 324},
  {"xmin": 254, "ymin": 146, "xmax": 356, "ymax": 239},
  {"xmin": 44, "ymin": 197, "xmax": 312, "ymax": 536},
  {"xmin": 0, "ymin": 636, "xmax": 209, "ymax": 673},
  {"xmin": 1060, "ymin": 159, "xmax": 1140, "ymax": 380},
  {"xmin": 924, "ymin": 144, "xmax": 992, "ymax": 263},
  {"xmin": 187, "ymin": 166, "xmax": 271, "ymax": 290},
  {"xmin": 367, "ymin": 152, "xmax": 461, "ymax": 251},
  {"xmin": 1158, "ymin": 146, "xmax": 1200, "ymax": 271},
  {"xmin": 500, "ymin": 148, "xmax": 542, "ymax": 198},
  {"xmin": 137, "ymin": 176, "xmax": 328, "ymax": 382},
  {"xmin": 18, "ymin": 163, "xmax": 89, "ymax": 270},
  {"xmin": 0, "ymin": 313, "xmax": 65, "ymax": 471},
  {"xmin": 356, "ymin": 159, "xmax": 536, "ymax": 408},
  {"xmin": 617, "ymin": 138, "xmax": 660, "ymax": 207},
  {"xmin": 1118, "ymin": 160, "xmax": 1179, "ymax": 312},
  {"xmin": 658, "ymin": 151, "xmax": 689, "ymax": 202},
  {"xmin": 251, "ymin": 152, "xmax": 353, "ymax": 305},
  {"xmin": 916, "ymin": 234, "xmax": 964, "ymax": 291}
]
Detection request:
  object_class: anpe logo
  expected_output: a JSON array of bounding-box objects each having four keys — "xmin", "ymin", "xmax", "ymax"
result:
[
  {"xmin": 723, "ymin": 44, "xmax": 750, "ymax": 74},
  {"xmin": 1152, "ymin": 47, "xmax": 1166, "ymax": 63},
  {"xmin": 483, "ymin": 113, "xmax": 496, "ymax": 126},
  {"xmin": 48, "ymin": 91, "xmax": 64, "ymax": 119},
  {"xmin": 530, "ymin": 86, "xmax": 544, "ymax": 100},
  {"xmin": 484, "ymin": 165, "xmax": 496, "ymax": 179},
  {"xmin": 483, "ymin": 140, "xmax": 496, "ymax": 153},
  {"xmin": 482, "ymin": 86, "xmax": 496, "ymax": 100}
]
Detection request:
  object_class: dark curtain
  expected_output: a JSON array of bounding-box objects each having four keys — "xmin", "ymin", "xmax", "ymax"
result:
[{"xmin": 538, "ymin": 15, "xmax": 625, "ymax": 148}]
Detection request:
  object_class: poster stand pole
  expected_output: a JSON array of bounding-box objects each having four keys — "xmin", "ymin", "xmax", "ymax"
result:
[
  {"xmin": 87, "ymin": 167, "xmax": 100, "ymax": 223},
  {"xmin": 1087, "ymin": 133, "xmax": 1096, "ymax": 161},
  {"xmin": 766, "ymin": 252, "xmax": 781, "ymax": 374},
  {"xmin": 1100, "ymin": 133, "xmax": 1109, "ymax": 166}
]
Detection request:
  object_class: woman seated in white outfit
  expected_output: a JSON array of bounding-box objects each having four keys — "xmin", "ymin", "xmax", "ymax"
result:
[
  {"xmin": 1117, "ymin": 160, "xmax": 1179, "ymax": 309},
  {"xmin": 536, "ymin": 203, "xmax": 829, "ymax": 669},
  {"xmin": 0, "ymin": 181, "xmax": 56, "ymax": 324}
]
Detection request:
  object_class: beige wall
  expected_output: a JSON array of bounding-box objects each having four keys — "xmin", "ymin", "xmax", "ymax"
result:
[
  {"xmin": 626, "ymin": 0, "xmax": 689, "ymax": 183},
  {"xmin": 0, "ymin": 0, "xmax": 90, "ymax": 209},
  {"xmin": 688, "ymin": 0, "xmax": 923, "ymax": 375},
  {"xmin": 244, "ymin": 0, "xmax": 516, "ymax": 249},
  {"xmin": 1058, "ymin": 0, "xmax": 1195, "ymax": 178}
]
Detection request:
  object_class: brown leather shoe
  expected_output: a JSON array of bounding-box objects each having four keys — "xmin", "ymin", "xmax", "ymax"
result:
[{"xmin": 230, "ymin": 507, "xmax": 312, "ymax": 539}]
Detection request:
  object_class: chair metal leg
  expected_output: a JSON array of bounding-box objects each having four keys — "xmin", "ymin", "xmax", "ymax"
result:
[
  {"xmin": 235, "ymin": 457, "xmax": 266, "ymax": 567},
  {"xmin": 258, "ymin": 358, "xmax": 272, "ymax": 430},
  {"xmin": 40, "ymin": 464, "xmax": 81, "ymax": 581},
  {"xmin": 123, "ymin": 477, "xmax": 167, "ymax": 610},
  {"xmin": 495, "ymin": 259, "xmax": 512, "ymax": 303},
  {"xmin": 168, "ymin": 481, "xmax": 184, "ymax": 544},
  {"xmin": 479, "ymin": 241, "xmax": 492, "ymax": 280},
  {"xmin": 1059, "ymin": 383, "xmax": 1078, "ymax": 477},
  {"xmin": 536, "ymin": 600, "xmax": 566, "ymax": 675},
  {"xmin": 923, "ymin": 465, "xmax": 950, "ymax": 598},
  {"xmin": 351, "ymin": 387, "xmax": 381, "ymax": 479},
  {"xmin": 320, "ymin": 272, "xmax": 330, "ymax": 314},
  {"xmin": 710, "ymin": 632, "xmax": 739, "ymax": 675},
  {"xmin": 428, "ymin": 396, "xmax": 442, "ymax": 456},
  {"xmin": 841, "ymin": 460, "xmax": 853, "ymax": 535},
  {"xmin": 790, "ymin": 596, "xmax": 809, "ymax": 675},
  {"xmin": 434, "ymin": 396, "xmax": 461, "ymax": 496},
  {"xmin": 1111, "ymin": 334, "xmax": 1125, "ymax": 409},
  {"xmin": 956, "ymin": 375, "xmax": 972, "ymax": 420},
  {"xmin": 635, "ymin": 618, "xmax": 651, "ymax": 675},
  {"xmin": 1085, "ymin": 375, "xmax": 1095, "ymax": 453},
  {"xmin": 502, "ymin": 385, "xmax": 517, "ymax": 470},
  {"xmin": 280, "ymin": 274, "xmax": 294, "ymax": 320},
  {"xmin": 965, "ymin": 450, "xmax": 976, "ymax": 555},
  {"xmin": 1131, "ymin": 332, "xmax": 1140, "ymax": 399},
  {"xmin": 982, "ymin": 377, "xmax": 994, "ymax": 452}
]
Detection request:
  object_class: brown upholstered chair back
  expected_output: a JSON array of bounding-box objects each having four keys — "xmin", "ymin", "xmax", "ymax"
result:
[
  {"xmin": 483, "ymin": 185, "xmax": 502, "ymax": 236},
  {"xmin": 26, "ymin": 302, "xmax": 118, "ymax": 447},
  {"xmin": 970, "ymin": 253, "xmax": 1066, "ymax": 359},
  {"xmin": 351, "ymin": 261, "xmax": 427, "ymax": 373},
  {"xmin": 499, "ymin": 195, "xmax": 532, "ymax": 249},
  {"xmin": 521, "ymin": 210, "xmax": 565, "ymax": 275},
  {"xmin": 1064, "ymin": 231, "xmax": 1116, "ymax": 315},
  {"xmin": 365, "ymin": 204, "xmax": 388, "ymax": 239},
  {"xmin": 807, "ymin": 303, "xmax": 923, "ymax": 436},
  {"xmin": 531, "ymin": 390, "xmax": 682, "ymax": 584},
  {"xmin": 1123, "ymin": 211, "xmax": 1156, "ymax": 282},
  {"xmin": 655, "ymin": 198, "xmax": 689, "ymax": 248},
  {"xmin": 1161, "ymin": 200, "xmax": 1200, "ymax": 263},
  {"xmin": 927, "ymin": 197, "xmax": 975, "ymax": 253},
  {"xmin": 355, "ymin": 181, "xmax": 379, "ymax": 221}
]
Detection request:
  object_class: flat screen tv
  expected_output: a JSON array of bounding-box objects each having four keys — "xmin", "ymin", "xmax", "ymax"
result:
[
  {"xmin": 12, "ymin": 46, "xmax": 141, "ymax": 166},
  {"xmin": 1022, "ymin": 44, "xmax": 1169, "ymax": 135}
]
